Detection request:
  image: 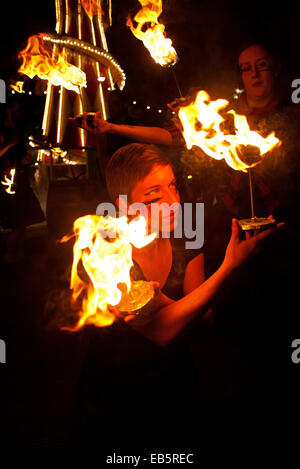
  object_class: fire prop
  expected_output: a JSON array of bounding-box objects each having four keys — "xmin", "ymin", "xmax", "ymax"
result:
[
  {"xmin": 18, "ymin": 34, "xmax": 87, "ymax": 94},
  {"xmin": 61, "ymin": 215, "xmax": 156, "ymax": 330},
  {"xmin": 1, "ymin": 169, "xmax": 16, "ymax": 195},
  {"xmin": 127, "ymin": 0, "xmax": 178, "ymax": 67},
  {"xmin": 178, "ymin": 90, "xmax": 281, "ymax": 229}
]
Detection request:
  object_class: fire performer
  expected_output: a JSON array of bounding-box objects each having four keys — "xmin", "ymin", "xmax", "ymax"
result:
[
  {"xmin": 222, "ymin": 41, "xmax": 300, "ymax": 225},
  {"xmin": 70, "ymin": 142, "xmax": 284, "ymax": 446},
  {"xmin": 104, "ymin": 143, "xmax": 282, "ymax": 345}
]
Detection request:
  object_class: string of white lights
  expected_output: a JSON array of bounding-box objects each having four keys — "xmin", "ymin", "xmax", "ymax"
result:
[{"xmin": 42, "ymin": 34, "xmax": 126, "ymax": 90}]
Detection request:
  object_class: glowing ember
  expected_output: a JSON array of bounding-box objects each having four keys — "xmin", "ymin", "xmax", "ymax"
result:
[
  {"xmin": 127, "ymin": 0, "xmax": 178, "ymax": 67},
  {"xmin": 1, "ymin": 169, "xmax": 16, "ymax": 194},
  {"xmin": 81, "ymin": 0, "xmax": 103, "ymax": 18},
  {"xmin": 178, "ymin": 90, "xmax": 280, "ymax": 172},
  {"xmin": 61, "ymin": 215, "xmax": 156, "ymax": 330},
  {"xmin": 18, "ymin": 34, "xmax": 87, "ymax": 94},
  {"xmin": 10, "ymin": 81, "xmax": 25, "ymax": 94}
]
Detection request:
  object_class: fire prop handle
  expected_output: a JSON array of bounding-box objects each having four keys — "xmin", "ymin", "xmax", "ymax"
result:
[{"xmin": 170, "ymin": 66, "xmax": 183, "ymax": 98}]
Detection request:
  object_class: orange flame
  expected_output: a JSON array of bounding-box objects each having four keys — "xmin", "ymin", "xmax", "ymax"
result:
[
  {"xmin": 1, "ymin": 169, "xmax": 16, "ymax": 194},
  {"xmin": 10, "ymin": 81, "xmax": 25, "ymax": 93},
  {"xmin": 61, "ymin": 215, "xmax": 156, "ymax": 330},
  {"xmin": 18, "ymin": 34, "xmax": 87, "ymax": 94},
  {"xmin": 178, "ymin": 90, "xmax": 280, "ymax": 172},
  {"xmin": 81, "ymin": 0, "xmax": 103, "ymax": 18},
  {"xmin": 127, "ymin": 0, "xmax": 178, "ymax": 67}
]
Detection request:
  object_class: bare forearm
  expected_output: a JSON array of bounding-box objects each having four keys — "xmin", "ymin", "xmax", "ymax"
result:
[
  {"xmin": 108, "ymin": 123, "xmax": 172, "ymax": 145},
  {"xmin": 140, "ymin": 264, "xmax": 230, "ymax": 345}
]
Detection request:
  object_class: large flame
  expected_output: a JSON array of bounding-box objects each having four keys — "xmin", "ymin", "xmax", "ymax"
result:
[
  {"xmin": 127, "ymin": 0, "xmax": 178, "ymax": 67},
  {"xmin": 18, "ymin": 34, "xmax": 87, "ymax": 94},
  {"xmin": 1, "ymin": 169, "xmax": 16, "ymax": 195},
  {"xmin": 61, "ymin": 215, "xmax": 156, "ymax": 330},
  {"xmin": 81, "ymin": 0, "xmax": 103, "ymax": 18},
  {"xmin": 178, "ymin": 90, "xmax": 280, "ymax": 172}
]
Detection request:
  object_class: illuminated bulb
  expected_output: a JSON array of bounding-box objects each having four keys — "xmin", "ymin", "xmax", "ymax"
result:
[
  {"xmin": 133, "ymin": 101, "xmax": 137, "ymax": 105},
  {"xmin": 187, "ymin": 175, "xmax": 192, "ymax": 179},
  {"xmin": 147, "ymin": 106, "xmax": 150, "ymax": 110},
  {"xmin": 158, "ymin": 109, "xmax": 162, "ymax": 113}
]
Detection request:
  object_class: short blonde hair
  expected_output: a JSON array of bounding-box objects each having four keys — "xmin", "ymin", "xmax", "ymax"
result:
[{"xmin": 105, "ymin": 143, "xmax": 171, "ymax": 203}]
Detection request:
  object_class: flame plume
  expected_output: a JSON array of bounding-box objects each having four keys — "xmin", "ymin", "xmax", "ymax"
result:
[
  {"xmin": 61, "ymin": 215, "xmax": 156, "ymax": 330},
  {"xmin": 127, "ymin": 0, "xmax": 178, "ymax": 67},
  {"xmin": 18, "ymin": 34, "xmax": 87, "ymax": 94},
  {"xmin": 178, "ymin": 90, "xmax": 280, "ymax": 172}
]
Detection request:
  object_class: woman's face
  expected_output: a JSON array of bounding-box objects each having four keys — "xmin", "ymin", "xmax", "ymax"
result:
[
  {"xmin": 239, "ymin": 45, "xmax": 276, "ymax": 102},
  {"xmin": 130, "ymin": 164, "xmax": 180, "ymax": 234}
]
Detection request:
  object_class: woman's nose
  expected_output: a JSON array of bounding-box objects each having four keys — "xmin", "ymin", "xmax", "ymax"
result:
[{"xmin": 251, "ymin": 65, "xmax": 259, "ymax": 78}]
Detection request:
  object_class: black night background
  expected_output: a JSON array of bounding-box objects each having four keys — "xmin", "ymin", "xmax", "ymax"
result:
[{"xmin": 0, "ymin": 0, "xmax": 300, "ymax": 455}]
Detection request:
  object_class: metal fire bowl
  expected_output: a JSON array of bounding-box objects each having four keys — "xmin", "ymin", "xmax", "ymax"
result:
[
  {"xmin": 238, "ymin": 217, "xmax": 277, "ymax": 231},
  {"xmin": 116, "ymin": 280, "xmax": 155, "ymax": 313}
]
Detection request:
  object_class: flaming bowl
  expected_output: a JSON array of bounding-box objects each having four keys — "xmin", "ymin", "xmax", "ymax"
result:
[
  {"xmin": 116, "ymin": 280, "xmax": 155, "ymax": 313},
  {"xmin": 238, "ymin": 216, "xmax": 277, "ymax": 231}
]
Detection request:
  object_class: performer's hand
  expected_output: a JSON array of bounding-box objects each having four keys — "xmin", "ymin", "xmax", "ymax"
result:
[
  {"xmin": 222, "ymin": 218, "xmax": 285, "ymax": 273},
  {"xmin": 71, "ymin": 112, "xmax": 114, "ymax": 134},
  {"xmin": 167, "ymin": 96, "xmax": 194, "ymax": 113}
]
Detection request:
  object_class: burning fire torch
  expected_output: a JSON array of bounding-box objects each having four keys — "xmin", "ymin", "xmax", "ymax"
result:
[
  {"xmin": 127, "ymin": 0, "xmax": 182, "ymax": 96},
  {"xmin": 178, "ymin": 90, "xmax": 281, "ymax": 230},
  {"xmin": 18, "ymin": 33, "xmax": 87, "ymax": 94},
  {"xmin": 61, "ymin": 214, "xmax": 156, "ymax": 331}
]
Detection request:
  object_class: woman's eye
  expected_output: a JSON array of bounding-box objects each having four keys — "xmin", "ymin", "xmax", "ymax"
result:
[
  {"xmin": 240, "ymin": 65, "xmax": 251, "ymax": 73},
  {"xmin": 144, "ymin": 198, "xmax": 161, "ymax": 205},
  {"xmin": 257, "ymin": 60, "xmax": 270, "ymax": 70}
]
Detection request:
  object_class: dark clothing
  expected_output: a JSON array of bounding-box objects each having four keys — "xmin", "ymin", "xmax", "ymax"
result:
[{"xmin": 76, "ymin": 235, "xmax": 203, "ymax": 446}]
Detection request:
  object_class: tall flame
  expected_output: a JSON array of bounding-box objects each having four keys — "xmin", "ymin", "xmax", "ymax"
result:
[
  {"xmin": 18, "ymin": 34, "xmax": 87, "ymax": 94},
  {"xmin": 61, "ymin": 215, "xmax": 156, "ymax": 330},
  {"xmin": 178, "ymin": 90, "xmax": 280, "ymax": 172},
  {"xmin": 127, "ymin": 0, "xmax": 178, "ymax": 67},
  {"xmin": 81, "ymin": 0, "xmax": 103, "ymax": 18}
]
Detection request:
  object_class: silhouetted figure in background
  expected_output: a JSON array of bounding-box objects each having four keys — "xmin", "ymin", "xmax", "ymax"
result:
[{"xmin": 0, "ymin": 101, "xmax": 44, "ymax": 264}]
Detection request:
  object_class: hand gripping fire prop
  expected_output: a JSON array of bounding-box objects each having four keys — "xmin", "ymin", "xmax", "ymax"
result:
[
  {"xmin": 60, "ymin": 215, "xmax": 156, "ymax": 331},
  {"xmin": 127, "ymin": 0, "xmax": 182, "ymax": 96},
  {"xmin": 178, "ymin": 90, "xmax": 281, "ymax": 230}
]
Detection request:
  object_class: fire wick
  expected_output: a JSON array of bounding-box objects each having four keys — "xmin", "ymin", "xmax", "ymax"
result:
[
  {"xmin": 248, "ymin": 167, "xmax": 255, "ymax": 219},
  {"xmin": 170, "ymin": 67, "xmax": 183, "ymax": 98}
]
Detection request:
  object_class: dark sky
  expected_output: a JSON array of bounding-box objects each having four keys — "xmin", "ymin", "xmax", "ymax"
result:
[{"xmin": 1, "ymin": 0, "xmax": 299, "ymax": 106}]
